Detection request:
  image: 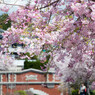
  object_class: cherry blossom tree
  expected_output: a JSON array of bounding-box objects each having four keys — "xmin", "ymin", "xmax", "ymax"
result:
[
  {"xmin": 0, "ymin": 0, "xmax": 95, "ymax": 88},
  {"xmin": 0, "ymin": 52, "xmax": 16, "ymax": 71}
]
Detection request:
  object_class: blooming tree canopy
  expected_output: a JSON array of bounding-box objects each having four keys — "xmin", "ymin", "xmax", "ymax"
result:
[
  {"xmin": 0, "ymin": 52, "xmax": 16, "ymax": 71},
  {"xmin": 0, "ymin": 0, "xmax": 95, "ymax": 83}
]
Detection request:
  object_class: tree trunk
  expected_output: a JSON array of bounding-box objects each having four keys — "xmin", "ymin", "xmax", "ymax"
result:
[
  {"xmin": 68, "ymin": 83, "xmax": 71, "ymax": 95},
  {"xmin": 87, "ymin": 80, "xmax": 90, "ymax": 95}
]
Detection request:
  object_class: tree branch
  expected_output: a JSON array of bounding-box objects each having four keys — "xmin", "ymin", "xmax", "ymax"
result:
[
  {"xmin": 1, "ymin": 2, "xmax": 25, "ymax": 7},
  {"xmin": 39, "ymin": 0, "xmax": 60, "ymax": 9},
  {"xmin": 91, "ymin": 0, "xmax": 95, "ymax": 2}
]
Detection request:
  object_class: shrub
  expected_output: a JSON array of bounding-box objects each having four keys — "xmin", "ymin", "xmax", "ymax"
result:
[
  {"xmin": 24, "ymin": 55, "xmax": 50, "ymax": 70},
  {"xmin": 92, "ymin": 90, "xmax": 95, "ymax": 94},
  {"xmin": 90, "ymin": 90, "xmax": 95, "ymax": 95},
  {"xmin": 15, "ymin": 90, "xmax": 27, "ymax": 95},
  {"xmin": 71, "ymin": 89, "xmax": 79, "ymax": 95},
  {"xmin": 26, "ymin": 90, "xmax": 34, "ymax": 95},
  {"xmin": 24, "ymin": 59, "xmax": 46, "ymax": 70}
]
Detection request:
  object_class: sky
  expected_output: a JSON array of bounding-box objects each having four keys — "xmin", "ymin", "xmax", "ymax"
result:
[
  {"xmin": 0, "ymin": 0, "xmax": 31, "ymax": 15},
  {"xmin": 0, "ymin": 0, "xmax": 65, "ymax": 15}
]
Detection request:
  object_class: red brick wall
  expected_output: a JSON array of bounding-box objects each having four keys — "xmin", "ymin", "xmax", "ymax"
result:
[
  {"xmin": 48, "ymin": 74, "xmax": 53, "ymax": 82},
  {"xmin": 2, "ymin": 74, "xmax": 7, "ymax": 82},
  {"xmin": 2, "ymin": 84, "xmax": 61, "ymax": 95},
  {"xmin": 16, "ymin": 72, "xmax": 46, "ymax": 82},
  {"xmin": 1, "ymin": 71, "xmax": 65, "ymax": 95}
]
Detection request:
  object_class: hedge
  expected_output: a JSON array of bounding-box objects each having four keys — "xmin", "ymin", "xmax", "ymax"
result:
[{"xmin": 24, "ymin": 55, "xmax": 50, "ymax": 70}]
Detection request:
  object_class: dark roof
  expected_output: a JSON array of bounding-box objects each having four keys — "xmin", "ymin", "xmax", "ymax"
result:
[
  {"xmin": 0, "ymin": 35, "xmax": 3, "ymax": 39},
  {"xmin": 0, "ymin": 28, "xmax": 4, "ymax": 33}
]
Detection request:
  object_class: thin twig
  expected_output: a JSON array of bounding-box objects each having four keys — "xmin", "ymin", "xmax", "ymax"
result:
[{"xmin": 39, "ymin": 0, "xmax": 60, "ymax": 9}]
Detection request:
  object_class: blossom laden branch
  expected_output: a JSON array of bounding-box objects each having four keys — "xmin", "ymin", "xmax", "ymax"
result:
[{"xmin": 39, "ymin": 0, "xmax": 60, "ymax": 9}]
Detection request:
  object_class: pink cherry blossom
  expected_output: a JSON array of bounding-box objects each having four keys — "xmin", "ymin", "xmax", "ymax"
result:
[{"xmin": 0, "ymin": 0, "xmax": 95, "ymax": 86}]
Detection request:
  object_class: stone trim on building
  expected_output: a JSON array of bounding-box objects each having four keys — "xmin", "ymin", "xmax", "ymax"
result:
[
  {"xmin": 14, "ymin": 74, "xmax": 16, "ymax": 82},
  {"xmin": 0, "ymin": 82, "xmax": 60, "ymax": 85},
  {"xmin": 0, "ymin": 68, "xmax": 55, "ymax": 74}
]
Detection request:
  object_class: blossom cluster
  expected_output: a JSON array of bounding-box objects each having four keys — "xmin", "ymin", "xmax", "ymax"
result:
[{"xmin": 0, "ymin": 0, "xmax": 95, "ymax": 83}]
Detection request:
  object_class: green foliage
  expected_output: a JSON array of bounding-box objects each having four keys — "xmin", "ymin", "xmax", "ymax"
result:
[
  {"xmin": 71, "ymin": 89, "xmax": 79, "ymax": 95},
  {"xmin": 70, "ymin": 82, "xmax": 80, "ymax": 90},
  {"xmin": 92, "ymin": 90, "xmax": 95, "ymax": 94},
  {"xmin": 24, "ymin": 55, "xmax": 50, "ymax": 70},
  {"xmin": 24, "ymin": 60, "xmax": 43, "ymax": 70},
  {"xmin": 0, "ymin": 14, "xmax": 11, "ymax": 30},
  {"xmin": 90, "ymin": 90, "xmax": 95, "ymax": 95},
  {"xmin": 15, "ymin": 90, "xmax": 27, "ymax": 95}
]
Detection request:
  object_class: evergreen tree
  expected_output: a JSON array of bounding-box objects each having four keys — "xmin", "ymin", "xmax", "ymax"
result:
[{"xmin": 0, "ymin": 14, "xmax": 11, "ymax": 30}]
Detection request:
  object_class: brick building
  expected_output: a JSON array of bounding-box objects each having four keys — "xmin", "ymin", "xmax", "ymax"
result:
[{"xmin": 0, "ymin": 68, "xmax": 67, "ymax": 95}]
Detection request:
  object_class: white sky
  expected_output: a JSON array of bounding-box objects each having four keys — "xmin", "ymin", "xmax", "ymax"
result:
[
  {"xmin": 0, "ymin": 0, "xmax": 65, "ymax": 15},
  {"xmin": 0, "ymin": 0, "xmax": 34, "ymax": 15}
]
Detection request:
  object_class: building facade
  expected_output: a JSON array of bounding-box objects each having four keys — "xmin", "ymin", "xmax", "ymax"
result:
[{"xmin": 0, "ymin": 68, "xmax": 67, "ymax": 95}]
